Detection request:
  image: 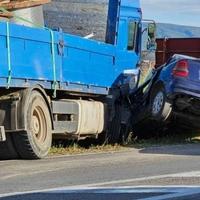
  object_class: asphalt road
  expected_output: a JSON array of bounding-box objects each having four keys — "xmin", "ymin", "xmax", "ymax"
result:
[{"xmin": 0, "ymin": 144, "xmax": 200, "ymax": 199}]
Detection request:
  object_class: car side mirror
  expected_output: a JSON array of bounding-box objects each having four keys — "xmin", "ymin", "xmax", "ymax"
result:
[{"xmin": 147, "ymin": 23, "xmax": 157, "ymax": 50}]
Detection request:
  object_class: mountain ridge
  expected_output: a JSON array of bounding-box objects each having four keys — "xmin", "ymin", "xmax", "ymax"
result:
[
  {"xmin": 43, "ymin": 1, "xmax": 200, "ymax": 40},
  {"xmin": 156, "ymin": 23, "xmax": 200, "ymax": 38}
]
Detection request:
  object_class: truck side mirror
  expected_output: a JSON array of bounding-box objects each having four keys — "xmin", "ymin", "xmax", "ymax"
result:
[{"xmin": 147, "ymin": 23, "xmax": 156, "ymax": 50}]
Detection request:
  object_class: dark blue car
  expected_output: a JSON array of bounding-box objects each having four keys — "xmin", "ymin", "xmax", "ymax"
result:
[
  {"xmin": 129, "ymin": 54, "xmax": 200, "ymax": 137},
  {"xmin": 148, "ymin": 54, "xmax": 200, "ymax": 128}
]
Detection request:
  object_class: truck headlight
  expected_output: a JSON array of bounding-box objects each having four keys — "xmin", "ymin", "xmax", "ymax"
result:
[
  {"xmin": 123, "ymin": 69, "xmax": 139, "ymax": 90},
  {"xmin": 129, "ymin": 75, "xmax": 138, "ymax": 90}
]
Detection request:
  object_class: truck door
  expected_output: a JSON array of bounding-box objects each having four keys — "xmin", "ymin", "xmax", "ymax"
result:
[{"xmin": 115, "ymin": 18, "xmax": 141, "ymax": 74}]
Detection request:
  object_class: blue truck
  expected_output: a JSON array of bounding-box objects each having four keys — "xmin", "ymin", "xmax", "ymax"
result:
[{"xmin": 0, "ymin": 0, "xmax": 156, "ymax": 159}]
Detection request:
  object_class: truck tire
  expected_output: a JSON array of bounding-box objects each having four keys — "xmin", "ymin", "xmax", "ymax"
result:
[
  {"xmin": 105, "ymin": 102, "xmax": 132, "ymax": 145},
  {"xmin": 150, "ymin": 84, "xmax": 172, "ymax": 121},
  {"xmin": 106, "ymin": 104, "xmax": 122, "ymax": 144},
  {"xmin": 12, "ymin": 91, "xmax": 52, "ymax": 159},
  {"xmin": 0, "ymin": 133, "xmax": 18, "ymax": 160},
  {"xmin": 99, "ymin": 115, "xmax": 131, "ymax": 145}
]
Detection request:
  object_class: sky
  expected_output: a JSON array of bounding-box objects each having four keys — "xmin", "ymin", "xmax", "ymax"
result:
[{"xmin": 141, "ymin": 0, "xmax": 200, "ymax": 27}]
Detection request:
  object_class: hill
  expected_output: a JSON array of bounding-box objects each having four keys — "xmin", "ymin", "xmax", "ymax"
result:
[
  {"xmin": 157, "ymin": 23, "xmax": 200, "ymax": 38},
  {"xmin": 43, "ymin": 1, "xmax": 200, "ymax": 40}
]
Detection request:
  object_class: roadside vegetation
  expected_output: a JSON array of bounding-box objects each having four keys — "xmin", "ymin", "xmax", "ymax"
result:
[
  {"xmin": 50, "ymin": 139, "xmax": 124, "ymax": 156},
  {"xmin": 129, "ymin": 129, "xmax": 200, "ymax": 149},
  {"xmin": 50, "ymin": 143, "xmax": 124, "ymax": 156},
  {"xmin": 50, "ymin": 126, "xmax": 200, "ymax": 156}
]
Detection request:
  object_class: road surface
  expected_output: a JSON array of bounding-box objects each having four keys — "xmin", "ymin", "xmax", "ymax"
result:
[{"xmin": 0, "ymin": 144, "xmax": 200, "ymax": 199}]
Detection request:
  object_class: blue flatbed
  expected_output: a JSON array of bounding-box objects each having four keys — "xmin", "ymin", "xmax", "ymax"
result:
[{"xmin": 0, "ymin": 18, "xmax": 138, "ymax": 96}]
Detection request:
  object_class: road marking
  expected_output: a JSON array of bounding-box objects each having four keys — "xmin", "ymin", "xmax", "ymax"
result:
[
  {"xmin": 0, "ymin": 167, "xmax": 67, "ymax": 180},
  {"xmin": 61, "ymin": 170, "xmax": 200, "ymax": 188},
  {"xmin": 0, "ymin": 170, "xmax": 200, "ymax": 198},
  {"xmin": 140, "ymin": 188, "xmax": 200, "ymax": 200},
  {"xmin": 2, "ymin": 168, "xmax": 199, "ymax": 182},
  {"xmin": 0, "ymin": 186, "xmax": 200, "ymax": 199}
]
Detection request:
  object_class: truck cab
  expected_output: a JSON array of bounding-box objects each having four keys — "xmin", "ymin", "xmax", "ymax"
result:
[{"xmin": 106, "ymin": 0, "xmax": 142, "ymax": 75}]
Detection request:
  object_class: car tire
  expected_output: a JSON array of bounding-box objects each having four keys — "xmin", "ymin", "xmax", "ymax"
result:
[{"xmin": 150, "ymin": 84, "xmax": 172, "ymax": 121}]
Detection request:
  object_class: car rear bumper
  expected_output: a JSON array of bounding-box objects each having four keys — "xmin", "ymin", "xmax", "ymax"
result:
[
  {"xmin": 168, "ymin": 79, "xmax": 200, "ymax": 99},
  {"xmin": 173, "ymin": 87, "xmax": 200, "ymax": 98}
]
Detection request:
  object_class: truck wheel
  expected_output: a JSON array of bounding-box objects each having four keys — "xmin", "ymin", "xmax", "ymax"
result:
[
  {"xmin": 13, "ymin": 91, "xmax": 52, "ymax": 159},
  {"xmin": 107, "ymin": 104, "xmax": 122, "ymax": 144},
  {"xmin": 150, "ymin": 84, "xmax": 172, "ymax": 121},
  {"xmin": 0, "ymin": 133, "xmax": 18, "ymax": 160}
]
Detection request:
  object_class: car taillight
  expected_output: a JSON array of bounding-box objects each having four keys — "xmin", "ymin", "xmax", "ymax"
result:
[{"xmin": 173, "ymin": 60, "xmax": 189, "ymax": 77}]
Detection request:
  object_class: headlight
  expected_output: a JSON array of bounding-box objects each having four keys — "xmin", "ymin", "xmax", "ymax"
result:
[
  {"xmin": 123, "ymin": 69, "xmax": 139, "ymax": 90},
  {"xmin": 129, "ymin": 75, "xmax": 138, "ymax": 90}
]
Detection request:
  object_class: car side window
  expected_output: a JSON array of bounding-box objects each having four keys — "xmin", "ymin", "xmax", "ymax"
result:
[{"xmin": 127, "ymin": 21, "xmax": 138, "ymax": 51}]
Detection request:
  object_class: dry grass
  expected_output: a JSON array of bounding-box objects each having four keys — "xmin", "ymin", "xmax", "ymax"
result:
[
  {"xmin": 49, "ymin": 128, "xmax": 200, "ymax": 156},
  {"xmin": 50, "ymin": 143, "xmax": 124, "ymax": 156},
  {"xmin": 128, "ymin": 128, "xmax": 200, "ymax": 149}
]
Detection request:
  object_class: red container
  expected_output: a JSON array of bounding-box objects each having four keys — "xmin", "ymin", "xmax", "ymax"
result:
[{"xmin": 155, "ymin": 38, "xmax": 200, "ymax": 68}]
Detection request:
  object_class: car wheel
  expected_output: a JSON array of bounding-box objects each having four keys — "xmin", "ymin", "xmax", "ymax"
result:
[{"xmin": 150, "ymin": 84, "xmax": 172, "ymax": 121}]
